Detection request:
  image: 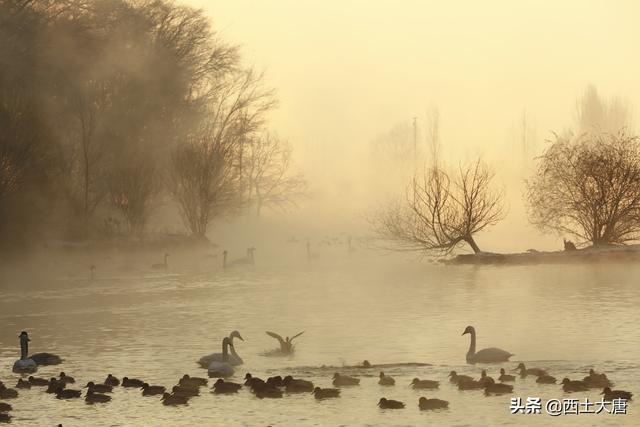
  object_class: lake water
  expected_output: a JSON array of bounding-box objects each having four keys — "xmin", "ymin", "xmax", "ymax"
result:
[{"xmin": 1, "ymin": 250, "xmax": 638, "ymax": 426}]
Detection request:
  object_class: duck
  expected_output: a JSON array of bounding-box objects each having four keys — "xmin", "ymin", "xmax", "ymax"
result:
[
  {"xmin": 515, "ymin": 363, "xmax": 547, "ymax": 377},
  {"xmin": 411, "ymin": 378, "xmax": 439, "ymax": 389},
  {"xmin": 122, "ymin": 377, "xmax": 145, "ymax": 388},
  {"xmin": 161, "ymin": 392, "xmax": 188, "ymax": 406},
  {"xmin": 212, "ymin": 379, "xmax": 242, "ymax": 394},
  {"xmin": 283, "ymin": 376, "xmax": 314, "ymax": 393},
  {"xmin": 179, "ymin": 375, "xmax": 207, "ymax": 388},
  {"xmin": 142, "ymin": 383, "xmax": 166, "ymax": 396},
  {"xmin": 31, "ymin": 352, "xmax": 63, "ymax": 365},
  {"xmin": 207, "ymin": 337, "xmax": 235, "ymax": 378},
  {"xmin": 58, "ymin": 372, "xmax": 75, "ymax": 384},
  {"xmin": 332, "ymin": 373, "xmax": 360, "ymax": 386},
  {"xmin": 244, "ymin": 373, "xmax": 265, "ymax": 388},
  {"xmin": 601, "ymin": 387, "xmax": 632, "ymax": 401},
  {"xmin": 223, "ymin": 247, "xmax": 256, "ymax": 269},
  {"xmin": 462, "ymin": 326, "xmax": 513, "ymax": 364},
  {"xmin": 86, "ymin": 382, "xmax": 112, "ymax": 393},
  {"xmin": 457, "ymin": 379, "xmax": 484, "ymax": 390},
  {"xmin": 448, "ymin": 371, "xmax": 473, "ymax": 384},
  {"xmin": 198, "ymin": 330, "xmax": 244, "ymax": 367},
  {"xmin": 484, "ymin": 382, "xmax": 513, "ymax": 395},
  {"xmin": 46, "ymin": 378, "xmax": 65, "ymax": 394},
  {"xmin": 104, "ymin": 374, "xmax": 120, "ymax": 386},
  {"xmin": 536, "ymin": 374, "xmax": 557, "ymax": 384},
  {"xmin": 378, "ymin": 372, "xmax": 395, "ymax": 386},
  {"xmin": 172, "ymin": 385, "xmax": 199, "ymax": 398},
  {"xmin": 378, "ymin": 398, "xmax": 405, "ymax": 409},
  {"xmin": 85, "ymin": 389, "xmax": 111, "ymax": 403},
  {"xmin": 418, "ymin": 396, "xmax": 449, "ymax": 410},
  {"xmin": 0, "ymin": 413, "xmax": 11, "ymax": 424},
  {"xmin": 265, "ymin": 330, "xmax": 304, "ymax": 355},
  {"xmin": 56, "ymin": 389, "xmax": 81, "ymax": 399},
  {"xmin": 313, "ymin": 387, "xmax": 340, "ymax": 399},
  {"xmin": 28, "ymin": 376, "xmax": 49, "ymax": 386},
  {"xmin": 12, "ymin": 332, "xmax": 37, "ymax": 373},
  {"xmin": 152, "ymin": 253, "xmax": 169, "ymax": 270},
  {"xmin": 0, "ymin": 402, "xmax": 12, "ymax": 412},
  {"xmin": 15, "ymin": 379, "xmax": 31, "ymax": 389},
  {"xmin": 478, "ymin": 370, "xmax": 495, "ymax": 387},
  {"xmin": 583, "ymin": 370, "xmax": 612, "ymax": 388},
  {"xmin": 561, "ymin": 378, "xmax": 589, "ymax": 392},
  {"xmin": 253, "ymin": 383, "xmax": 283, "ymax": 399},
  {"xmin": 499, "ymin": 368, "xmax": 515, "ymax": 382},
  {"xmin": 0, "ymin": 387, "xmax": 17, "ymax": 399},
  {"xmin": 267, "ymin": 376, "xmax": 284, "ymax": 388}
]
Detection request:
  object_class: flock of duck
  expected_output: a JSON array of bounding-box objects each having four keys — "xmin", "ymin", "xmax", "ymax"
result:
[{"xmin": 1, "ymin": 326, "xmax": 634, "ymax": 424}]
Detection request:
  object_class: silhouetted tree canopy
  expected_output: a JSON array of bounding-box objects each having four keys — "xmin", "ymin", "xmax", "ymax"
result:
[
  {"xmin": 0, "ymin": 0, "xmax": 292, "ymax": 249},
  {"xmin": 527, "ymin": 132, "xmax": 640, "ymax": 246},
  {"xmin": 370, "ymin": 159, "xmax": 505, "ymax": 255}
]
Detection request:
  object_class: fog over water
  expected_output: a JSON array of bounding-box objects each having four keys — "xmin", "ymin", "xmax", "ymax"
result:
[{"xmin": 1, "ymin": 1, "xmax": 640, "ymax": 426}]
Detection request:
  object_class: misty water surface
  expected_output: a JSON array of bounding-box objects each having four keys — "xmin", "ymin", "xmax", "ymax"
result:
[{"xmin": 1, "ymin": 251, "xmax": 638, "ymax": 426}]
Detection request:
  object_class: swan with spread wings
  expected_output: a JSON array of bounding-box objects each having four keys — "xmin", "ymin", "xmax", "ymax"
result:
[{"xmin": 265, "ymin": 331, "xmax": 305, "ymax": 355}]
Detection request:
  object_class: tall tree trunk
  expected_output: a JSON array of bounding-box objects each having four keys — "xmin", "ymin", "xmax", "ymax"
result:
[{"xmin": 464, "ymin": 235, "xmax": 481, "ymax": 253}]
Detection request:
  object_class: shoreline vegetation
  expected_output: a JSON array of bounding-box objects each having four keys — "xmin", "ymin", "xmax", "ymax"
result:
[{"xmin": 445, "ymin": 244, "xmax": 640, "ymax": 265}]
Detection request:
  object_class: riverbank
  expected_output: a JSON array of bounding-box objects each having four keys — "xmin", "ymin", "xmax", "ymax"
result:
[{"xmin": 445, "ymin": 244, "xmax": 640, "ymax": 265}]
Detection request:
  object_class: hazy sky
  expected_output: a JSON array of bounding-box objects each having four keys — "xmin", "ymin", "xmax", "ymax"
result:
[{"xmin": 187, "ymin": 0, "xmax": 640, "ymax": 250}]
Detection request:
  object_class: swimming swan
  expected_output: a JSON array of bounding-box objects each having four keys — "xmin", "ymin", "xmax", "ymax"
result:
[
  {"xmin": 12, "ymin": 332, "xmax": 37, "ymax": 373},
  {"xmin": 198, "ymin": 331, "xmax": 244, "ymax": 367},
  {"xmin": 207, "ymin": 337, "xmax": 235, "ymax": 378},
  {"xmin": 462, "ymin": 326, "xmax": 513, "ymax": 364}
]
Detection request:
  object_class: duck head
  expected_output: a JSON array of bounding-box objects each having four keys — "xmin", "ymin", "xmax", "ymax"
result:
[
  {"xmin": 601, "ymin": 387, "xmax": 612, "ymax": 394},
  {"xmin": 378, "ymin": 398, "xmax": 388, "ymax": 406},
  {"xmin": 244, "ymin": 373, "xmax": 252, "ymax": 380},
  {"xmin": 561, "ymin": 378, "xmax": 570, "ymax": 384},
  {"xmin": 332, "ymin": 373, "xmax": 340, "ymax": 379},
  {"xmin": 462, "ymin": 326, "xmax": 474, "ymax": 336},
  {"xmin": 379, "ymin": 372, "xmax": 385, "ymax": 378},
  {"xmin": 411, "ymin": 378, "xmax": 420, "ymax": 384},
  {"xmin": 514, "ymin": 363, "xmax": 526, "ymax": 372},
  {"xmin": 419, "ymin": 397, "xmax": 427, "ymax": 405},
  {"xmin": 448, "ymin": 371, "xmax": 457, "ymax": 378}
]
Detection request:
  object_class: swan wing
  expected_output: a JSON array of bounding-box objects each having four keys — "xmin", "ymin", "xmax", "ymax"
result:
[
  {"xmin": 290, "ymin": 331, "xmax": 305, "ymax": 341},
  {"xmin": 265, "ymin": 331, "xmax": 285, "ymax": 346},
  {"xmin": 474, "ymin": 347, "xmax": 513, "ymax": 362}
]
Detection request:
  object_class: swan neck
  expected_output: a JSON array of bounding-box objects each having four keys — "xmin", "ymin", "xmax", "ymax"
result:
[
  {"xmin": 222, "ymin": 340, "xmax": 228, "ymax": 361},
  {"xmin": 20, "ymin": 338, "xmax": 28, "ymax": 360},
  {"xmin": 468, "ymin": 329, "xmax": 476, "ymax": 356},
  {"xmin": 229, "ymin": 340, "xmax": 240, "ymax": 360}
]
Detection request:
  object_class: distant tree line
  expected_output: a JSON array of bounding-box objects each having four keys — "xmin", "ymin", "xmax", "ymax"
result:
[{"xmin": 0, "ymin": 0, "xmax": 305, "ymax": 250}]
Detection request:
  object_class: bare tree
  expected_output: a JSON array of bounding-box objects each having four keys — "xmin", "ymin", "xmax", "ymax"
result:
[
  {"xmin": 243, "ymin": 132, "xmax": 307, "ymax": 216},
  {"xmin": 170, "ymin": 129, "xmax": 242, "ymax": 238},
  {"xmin": 527, "ymin": 131, "xmax": 640, "ymax": 245},
  {"xmin": 370, "ymin": 159, "xmax": 504, "ymax": 254},
  {"xmin": 108, "ymin": 155, "xmax": 158, "ymax": 237}
]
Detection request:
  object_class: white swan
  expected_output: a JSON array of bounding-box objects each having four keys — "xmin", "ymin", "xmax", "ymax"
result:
[
  {"xmin": 198, "ymin": 331, "xmax": 244, "ymax": 367},
  {"xmin": 207, "ymin": 337, "xmax": 235, "ymax": 378},
  {"xmin": 12, "ymin": 332, "xmax": 37, "ymax": 373},
  {"xmin": 462, "ymin": 325, "xmax": 513, "ymax": 364}
]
